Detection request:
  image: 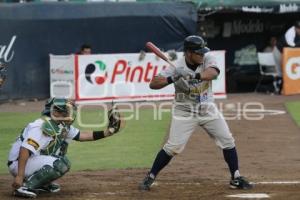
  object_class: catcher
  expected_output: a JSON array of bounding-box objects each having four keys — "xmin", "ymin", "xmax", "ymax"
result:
[{"xmin": 7, "ymin": 98, "xmax": 122, "ymax": 198}]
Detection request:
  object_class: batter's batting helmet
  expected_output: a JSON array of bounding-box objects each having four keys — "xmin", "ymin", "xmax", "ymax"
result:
[{"xmin": 184, "ymin": 35, "xmax": 210, "ymax": 54}]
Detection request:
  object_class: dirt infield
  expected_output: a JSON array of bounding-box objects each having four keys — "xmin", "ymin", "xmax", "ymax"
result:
[{"xmin": 1, "ymin": 93, "xmax": 300, "ymax": 200}]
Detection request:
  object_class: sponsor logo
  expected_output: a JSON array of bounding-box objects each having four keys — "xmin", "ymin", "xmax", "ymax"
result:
[
  {"xmin": 223, "ymin": 20, "xmax": 264, "ymax": 36},
  {"xmin": 110, "ymin": 60, "xmax": 164, "ymax": 83},
  {"xmin": 286, "ymin": 57, "xmax": 300, "ymax": 80},
  {"xmin": 27, "ymin": 138, "xmax": 40, "ymax": 150},
  {"xmin": 85, "ymin": 60, "xmax": 108, "ymax": 85},
  {"xmin": 51, "ymin": 68, "xmax": 73, "ymax": 75},
  {"xmin": 279, "ymin": 3, "xmax": 298, "ymax": 13},
  {"xmin": 242, "ymin": 6, "xmax": 274, "ymax": 13},
  {"xmin": 0, "ymin": 35, "xmax": 16, "ymax": 63},
  {"xmin": 84, "ymin": 59, "xmax": 165, "ymax": 85}
]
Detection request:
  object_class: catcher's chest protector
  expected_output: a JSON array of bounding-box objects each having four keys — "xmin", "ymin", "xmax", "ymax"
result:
[{"xmin": 41, "ymin": 134, "xmax": 69, "ymax": 156}]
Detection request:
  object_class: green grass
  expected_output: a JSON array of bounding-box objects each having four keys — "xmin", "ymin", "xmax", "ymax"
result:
[
  {"xmin": 0, "ymin": 109, "xmax": 170, "ymax": 174},
  {"xmin": 286, "ymin": 101, "xmax": 300, "ymax": 127}
]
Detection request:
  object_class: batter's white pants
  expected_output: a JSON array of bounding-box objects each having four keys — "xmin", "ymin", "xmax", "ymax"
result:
[{"xmin": 163, "ymin": 104, "xmax": 235, "ymax": 156}]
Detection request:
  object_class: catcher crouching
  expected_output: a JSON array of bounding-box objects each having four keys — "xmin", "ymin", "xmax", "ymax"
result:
[{"xmin": 7, "ymin": 98, "xmax": 122, "ymax": 198}]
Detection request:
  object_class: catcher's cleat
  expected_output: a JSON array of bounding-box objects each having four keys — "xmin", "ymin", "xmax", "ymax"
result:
[
  {"xmin": 13, "ymin": 186, "xmax": 37, "ymax": 198},
  {"xmin": 35, "ymin": 182, "xmax": 60, "ymax": 193},
  {"xmin": 230, "ymin": 176, "xmax": 253, "ymax": 190},
  {"xmin": 139, "ymin": 173, "xmax": 155, "ymax": 191}
]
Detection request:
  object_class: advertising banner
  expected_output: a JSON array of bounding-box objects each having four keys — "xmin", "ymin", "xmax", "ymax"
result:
[
  {"xmin": 50, "ymin": 55, "xmax": 75, "ymax": 98},
  {"xmin": 211, "ymin": 51, "xmax": 226, "ymax": 96},
  {"xmin": 75, "ymin": 52, "xmax": 226, "ymax": 102},
  {"xmin": 75, "ymin": 53, "xmax": 173, "ymax": 102},
  {"xmin": 282, "ymin": 48, "xmax": 300, "ymax": 95}
]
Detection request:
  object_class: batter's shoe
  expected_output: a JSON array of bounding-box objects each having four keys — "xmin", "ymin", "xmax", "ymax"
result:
[
  {"xmin": 35, "ymin": 182, "xmax": 61, "ymax": 193},
  {"xmin": 230, "ymin": 176, "xmax": 253, "ymax": 189},
  {"xmin": 139, "ymin": 173, "xmax": 155, "ymax": 191},
  {"xmin": 13, "ymin": 186, "xmax": 37, "ymax": 198}
]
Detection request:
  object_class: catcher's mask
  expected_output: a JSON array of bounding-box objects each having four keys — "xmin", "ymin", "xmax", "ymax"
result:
[{"xmin": 42, "ymin": 98, "xmax": 77, "ymax": 125}]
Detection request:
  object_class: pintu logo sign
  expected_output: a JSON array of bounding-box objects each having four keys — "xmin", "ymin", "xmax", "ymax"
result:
[{"xmin": 85, "ymin": 60, "xmax": 108, "ymax": 85}]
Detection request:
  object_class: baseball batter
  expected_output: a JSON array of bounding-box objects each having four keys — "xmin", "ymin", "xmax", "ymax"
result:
[
  {"xmin": 139, "ymin": 35, "xmax": 252, "ymax": 190},
  {"xmin": 8, "ymin": 98, "xmax": 122, "ymax": 198}
]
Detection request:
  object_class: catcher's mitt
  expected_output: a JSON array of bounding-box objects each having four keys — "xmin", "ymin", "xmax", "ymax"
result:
[{"xmin": 106, "ymin": 105, "xmax": 121, "ymax": 136}]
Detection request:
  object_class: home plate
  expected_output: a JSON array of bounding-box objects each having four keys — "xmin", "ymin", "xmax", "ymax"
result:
[{"xmin": 226, "ymin": 193, "xmax": 270, "ymax": 198}]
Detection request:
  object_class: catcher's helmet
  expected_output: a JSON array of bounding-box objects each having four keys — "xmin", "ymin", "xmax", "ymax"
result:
[
  {"xmin": 42, "ymin": 98, "xmax": 77, "ymax": 125},
  {"xmin": 184, "ymin": 35, "xmax": 210, "ymax": 54}
]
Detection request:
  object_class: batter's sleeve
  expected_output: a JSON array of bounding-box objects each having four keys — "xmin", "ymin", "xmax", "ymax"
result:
[
  {"xmin": 158, "ymin": 65, "xmax": 176, "ymax": 78},
  {"xmin": 204, "ymin": 54, "xmax": 220, "ymax": 74}
]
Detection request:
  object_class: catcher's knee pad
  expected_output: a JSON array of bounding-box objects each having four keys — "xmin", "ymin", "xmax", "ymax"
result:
[
  {"xmin": 53, "ymin": 156, "xmax": 71, "ymax": 176},
  {"xmin": 163, "ymin": 142, "xmax": 185, "ymax": 156},
  {"xmin": 24, "ymin": 157, "xmax": 71, "ymax": 190}
]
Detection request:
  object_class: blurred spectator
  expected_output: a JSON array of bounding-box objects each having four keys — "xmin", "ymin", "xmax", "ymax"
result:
[
  {"xmin": 78, "ymin": 44, "xmax": 92, "ymax": 55},
  {"xmin": 276, "ymin": 21, "xmax": 300, "ymax": 52},
  {"xmin": 284, "ymin": 21, "xmax": 300, "ymax": 48},
  {"xmin": 263, "ymin": 36, "xmax": 277, "ymax": 52},
  {"xmin": 138, "ymin": 50, "xmax": 146, "ymax": 61},
  {"xmin": 273, "ymin": 20, "xmax": 300, "ymax": 77}
]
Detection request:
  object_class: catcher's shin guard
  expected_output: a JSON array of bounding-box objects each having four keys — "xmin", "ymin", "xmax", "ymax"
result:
[{"xmin": 24, "ymin": 156, "xmax": 70, "ymax": 190}]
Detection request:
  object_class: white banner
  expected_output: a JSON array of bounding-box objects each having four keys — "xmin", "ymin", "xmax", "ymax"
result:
[
  {"xmin": 50, "ymin": 54, "xmax": 75, "ymax": 98},
  {"xmin": 75, "ymin": 52, "xmax": 226, "ymax": 102},
  {"xmin": 50, "ymin": 52, "xmax": 226, "ymax": 102},
  {"xmin": 210, "ymin": 51, "xmax": 226, "ymax": 96},
  {"xmin": 76, "ymin": 53, "xmax": 174, "ymax": 101}
]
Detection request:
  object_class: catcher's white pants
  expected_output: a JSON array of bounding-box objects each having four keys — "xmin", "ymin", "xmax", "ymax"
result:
[
  {"xmin": 8, "ymin": 155, "xmax": 58, "ymax": 178},
  {"xmin": 163, "ymin": 104, "xmax": 235, "ymax": 156}
]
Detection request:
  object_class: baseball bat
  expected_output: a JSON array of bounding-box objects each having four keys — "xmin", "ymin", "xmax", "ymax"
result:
[{"xmin": 145, "ymin": 42, "xmax": 176, "ymax": 68}]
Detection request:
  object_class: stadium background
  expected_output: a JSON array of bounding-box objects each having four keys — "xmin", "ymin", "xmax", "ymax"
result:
[
  {"xmin": 1, "ymin": 0, "xmax": 300, "ymax": 100},
  {"xmin": 1, "ymin": 0, "xmax": 300, "ymax": 199}
]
